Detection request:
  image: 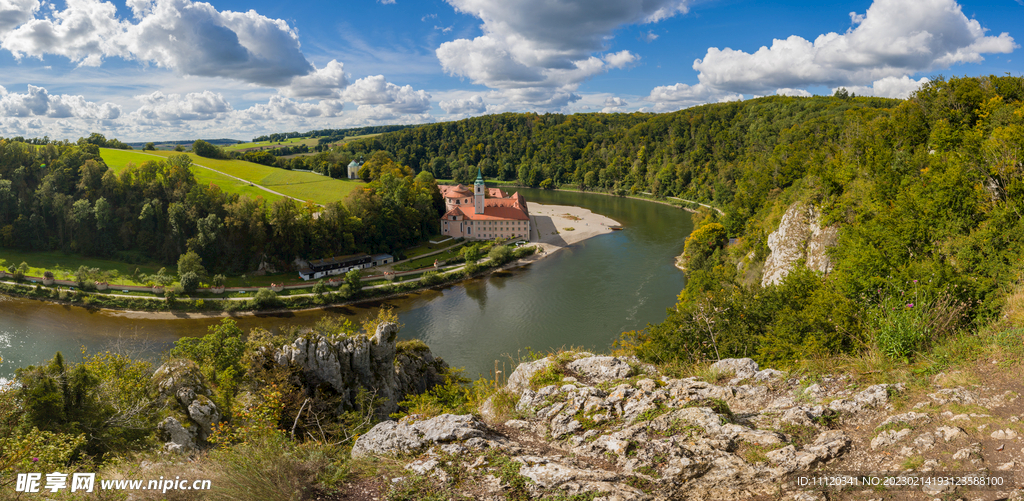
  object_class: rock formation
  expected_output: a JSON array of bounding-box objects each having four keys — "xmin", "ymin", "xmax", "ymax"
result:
[
  {"xmin": 353, "ymin": 353, "xmax": 1024, "ymax": 500},
  {"xmin": 272, "ymin": 322, "xmax": 448, "ymax": 416},
  {"xmin": 761, "ymin": 202, "xmax": 839, "ymax": 287},
  {"xmin": 152, "ymin": 359, "xmax": 222, "ymax": 453}
]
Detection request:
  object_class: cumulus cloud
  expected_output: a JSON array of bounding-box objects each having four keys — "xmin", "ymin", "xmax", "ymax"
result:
[
  {"xmin": 0, "ymin": 84, "xmax": 121, "ymax": 119},
  {"xmin": 1, "ymin": 0, "xmax": 315, "ymax": 86},
  {"xmin": 691, "ymin": 0, "xmax": 1016, "ymax": 95},
  {"xmin": 122, "ymin": 0, "xmax": 312, "ymax": 86},
  {"xmin": 239, "ymin": 95, "xmax": 343, "ymax": 119},
  {"xmin": 282, "ymin": 60, "xmax": 349, "ymax": 99},
  {"xmin": 604, "ymin": 97, "xmax": 627, "ymax": 107},
  {"xmin": 439, "ymin": 95, "xmax": 487, "ymax": 114},
  {"xmin": 645, "ymin": 82, "xmax": 742, "ymax": 112},
  {"xmin": 0, "ymin": 0, "xmax": 38, "ymax": 36},
  {"xmin": 437, "ymin": 0, "xmax": 689, "ymax": 107},
  {"xmin": 2, "ymin": 0, "xmax": 126, "ymax": 66},
  {"xmin": 130, "ymin": 90, "xmax": 231, "ymax": 122},
  {"xmin": 834, "ymin": 76, "xmax": 930, "ymax": 98},
  {"xmin": 776, "ymin": 88, "xmax": 812, "ymax": 97},
  {"xmin": 342, "ymin": 75, "xmax": 432, "ymax": 114}
]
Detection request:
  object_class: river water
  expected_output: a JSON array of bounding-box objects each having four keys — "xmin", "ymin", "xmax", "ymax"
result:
[{"xmin": 0, "ymin": 189, "xmax": 691, "ymax": 380}]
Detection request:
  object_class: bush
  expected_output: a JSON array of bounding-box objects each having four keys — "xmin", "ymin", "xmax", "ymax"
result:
[
  {"xmin": 192, "ymin": 139, "xmax": 224, "ymax": 159},
  {"xmin": 488, "ymin": 244, "xmax": 513, "ymax": 265},
  {"xmin": 420, "ymin": 271, "xmax": 444, "ymax": 286},
  {"xmin": 180, "ymin": 271, "xmax": 200, "ymax": 294},
  {"xmin": 250, "ymin": 288, "xmax": 281, "ymax": 310}
]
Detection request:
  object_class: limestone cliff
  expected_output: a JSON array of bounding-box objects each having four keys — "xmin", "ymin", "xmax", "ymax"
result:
[
  {"xmin": 761, "ymin": 202, "xmax": 839, "ymax": 287},
  {"xmin": 352, "ymin": 353, "xmax": 1024, "ymax": 501}
]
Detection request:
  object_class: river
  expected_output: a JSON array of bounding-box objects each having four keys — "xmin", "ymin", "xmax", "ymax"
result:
[{"xmin": 0, "ymin": 189, "xmax": 691, "ymax": 380}]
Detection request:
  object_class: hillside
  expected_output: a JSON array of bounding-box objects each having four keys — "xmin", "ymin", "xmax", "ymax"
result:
[{"xmin": 336, "ymin": 75, "xmax": 1024, "ymax": 371}]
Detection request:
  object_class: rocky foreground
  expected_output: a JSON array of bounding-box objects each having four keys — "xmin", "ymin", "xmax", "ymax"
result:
[{"xmin": 352, "ymin": 353, "xmax": 1024, "ymax": 501}]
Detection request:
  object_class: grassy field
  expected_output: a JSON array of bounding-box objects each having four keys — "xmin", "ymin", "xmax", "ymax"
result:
[
  {"xmin": 224, "ymin": 137, "xmax": 317, "ymax": 152},
  {"xmin": 0, "ymin": 249, "xmax": 165, "ymax": 285},
  {"xmin": 99, "ymin": 149, "xmax": 287, "ymax": 204},
  {"xmin": 109, "ymin": 150, "xmax": 362, "ymax": 205}
]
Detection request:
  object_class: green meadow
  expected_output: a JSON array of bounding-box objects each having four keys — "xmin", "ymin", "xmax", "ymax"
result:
[
  {"xmin": 99, "ymin": 149, "xmax": 362, "ymax": 205},
  {"xmin": 99, "ymin": 149, "xmax": 287, "ymax": 204}
]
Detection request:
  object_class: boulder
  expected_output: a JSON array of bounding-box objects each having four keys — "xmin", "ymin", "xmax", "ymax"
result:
[
  {"xmin": 710, "ymin": 358, "xmax": 759, "ymax": 381},
  {"xmin": 158, "ymin": 417, "xmax": 197, "ymax": 454},
  {"xmin": 351, "ymin": 413, "xmax": 490, "ymax": 458},
  {"xmin": 505, "ymin": 358, "xmax": 554, "ymax": 394},
  {"xmin": 565, "ymin": 356, "xmax": 634, "ymax": 383}
]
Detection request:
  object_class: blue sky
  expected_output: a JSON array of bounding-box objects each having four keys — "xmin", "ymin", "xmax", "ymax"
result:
[{"xmin": 0, "ymin": 0, "xmax": 1020, "ymax": 141}]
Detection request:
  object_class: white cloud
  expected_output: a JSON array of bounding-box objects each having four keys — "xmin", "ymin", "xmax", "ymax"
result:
[
  {"xmin": 691, "ymin": 0, "xmax": 1016, "ymax": 95},
  {"xmin": 2, "ymin": 0, "xmax": 126, "ymax": 66},
  {"xmin": 377, "ymin": 0, "xmax": 395, "ymax": 4},
  {"xmin": 130, "ymin": 90, "xmax": 231, "ymax": 122},
  {"xmin": 0, "ymin": 0, "xmax": 38, "ymax": 36},
  {"xmin": 603, "ymin": 96, "xmax": 627, "ymax": 107},
  {"xmin": 342, "ymin": 75, "xmax": 432, "ymax": 114},
  {"xmin": 239, "ymin": 95, "xmax": 343, "ymax": 119},
  {"xmin": 1, "ymin": 0, "xmax": 314, "ymax": 86},
  {"xmin": 645, "ymin": 82, "xmax": 742, "ymax": 112},
  {"xmin": 643, "ymin": 31, "xmax": 658, "ymax": 43},
  {"xmin": 833, "ymin": 76, "xmax": 930, "ymax": 98},
  {"xmin": 0, "ymin": 84, "xmax": 121, "ymax": 119},
  {"xmin": 122, "ymin": 0, "xmax": 312, "ymax": 86},
  {"xmin": 282, "ymin": 60, "xmax": 349, "ymax": 99},
  {"xmin": 437, "ymin": 0, "xmax": 689, "ymax": 108},
  {"xmin": 439, "ymin": 95, "xmax": 487, "ymax": 114},
  {"xmin": 776, "ymin": 88, "xmax": 812, "ymax": 97},
  {"xmin": 604, "ymin": 50, "xmax": 638, "ymax": 69}
]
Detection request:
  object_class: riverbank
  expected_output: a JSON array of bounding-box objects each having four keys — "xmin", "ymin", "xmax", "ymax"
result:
[
  {"xmin": 527, "ymin": 202, "xmax": 621, "ymax": 257},
  {"xmin": 0, "ymin": 201, "xmax": 622, "ymax": 317}
]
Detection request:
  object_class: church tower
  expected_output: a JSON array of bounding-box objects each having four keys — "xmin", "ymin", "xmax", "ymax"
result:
[{"xmin": 474, "ymin": 168, "xmax": 485, "ymax": 214}]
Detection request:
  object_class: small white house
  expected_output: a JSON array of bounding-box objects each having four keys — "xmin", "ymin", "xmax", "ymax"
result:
[{"xmin": 347, "ymin": 160, "xmax": 363, "ymax": 179}]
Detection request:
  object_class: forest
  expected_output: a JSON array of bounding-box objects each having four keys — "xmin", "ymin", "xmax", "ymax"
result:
[
  {"xmin": 330, "ymin": 75, "xmax": 1024, "ymax": 368},
  {"xmin": 0, "ymin": 141, "xmax": 445, "ymax": 274}
]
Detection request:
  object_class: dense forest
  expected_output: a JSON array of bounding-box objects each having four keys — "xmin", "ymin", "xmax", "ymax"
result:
[
  {"xmin": 333, "ymin": 75, "xmax": 1024, "ymax": 367},
  {"xmin": 0, "ymin": 141, "xmax": 445, "ymax": 274}
]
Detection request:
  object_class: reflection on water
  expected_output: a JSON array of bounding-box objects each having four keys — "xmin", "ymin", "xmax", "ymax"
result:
[{"xmin": 0, "ymin": 189, "xmax": 691, "ymax": 380}]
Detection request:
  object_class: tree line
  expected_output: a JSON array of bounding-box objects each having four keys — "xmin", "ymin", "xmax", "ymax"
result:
[{"xmin": 0, "ymin": 140, "xmax": 445, "ymax": 275}]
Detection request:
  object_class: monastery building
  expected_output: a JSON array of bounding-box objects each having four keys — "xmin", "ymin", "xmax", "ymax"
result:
[{"xmin": 439, "ymin": 170, "xmax": 531, "ymax": 241}]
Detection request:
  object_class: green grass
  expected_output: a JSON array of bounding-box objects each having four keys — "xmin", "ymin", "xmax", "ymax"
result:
[
  {"xmin": 394, "ymin": 246, "xmax": 466, "ymax": 271},
  {"xmin": 0, "ymin": 249, "xmax": 165, "ymax": 285},
  {"xmin": 99, "ymin": 148, "xmax": 287, "ymax": 204},
  {"xmin": 223, "ymin": 137, "xmax": 316, "ymax": 151},
  {"xmin": 111, "ymin": 150, "xmax": 362, "ymax": 205}
]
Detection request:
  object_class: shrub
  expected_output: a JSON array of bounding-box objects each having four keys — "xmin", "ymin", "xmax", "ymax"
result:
[
  {"xmin": 420, "ymin": 271, "xmax": 444, "ymax": 286},
  {"xmin": 180, "ymin": 271, "xmax": 200, "ymax": 294},
  {"xmin": 192, "ymin": 139, "xmax": 224, "ymax": 159},
  {"xmin": 212, "ymin": 274, "xmax": 226, "ymax": 287},
  {"xmin": 250, "ymin": 288, "xmax": 281, "ymax": 310},
  {"xmin": 488, "ymin": 244, "xmax": 513, "ymax": 265}
]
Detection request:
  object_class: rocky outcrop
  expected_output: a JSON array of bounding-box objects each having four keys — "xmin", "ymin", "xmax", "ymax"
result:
[
  {"xmin": 272, "ymin": 322, "xmax": 447, "ymax": 416},
  {"xmin": 355, "ymin": 354, "xmax": 1024, "ymax": 500},
  {"xmin": 152, "ymin": 359, "xmax": 222, "ymax": 452},
  {"xmin": 761, "ymin": 202, "xmax": 839, "ymax": 287}
]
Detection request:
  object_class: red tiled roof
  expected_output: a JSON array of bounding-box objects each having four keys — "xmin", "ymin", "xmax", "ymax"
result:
[
  {"xmin": 442, "ymin": 200, "xmax": 529, "ymax": 221},
  {"xmin": 439, "ymin": 184, "xmax": 472, "ymax": 197}
]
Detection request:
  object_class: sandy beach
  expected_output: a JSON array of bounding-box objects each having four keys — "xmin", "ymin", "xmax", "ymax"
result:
[{"xmin": 524, "ymin": 202, "xmax": 621, "ymax": 258}]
